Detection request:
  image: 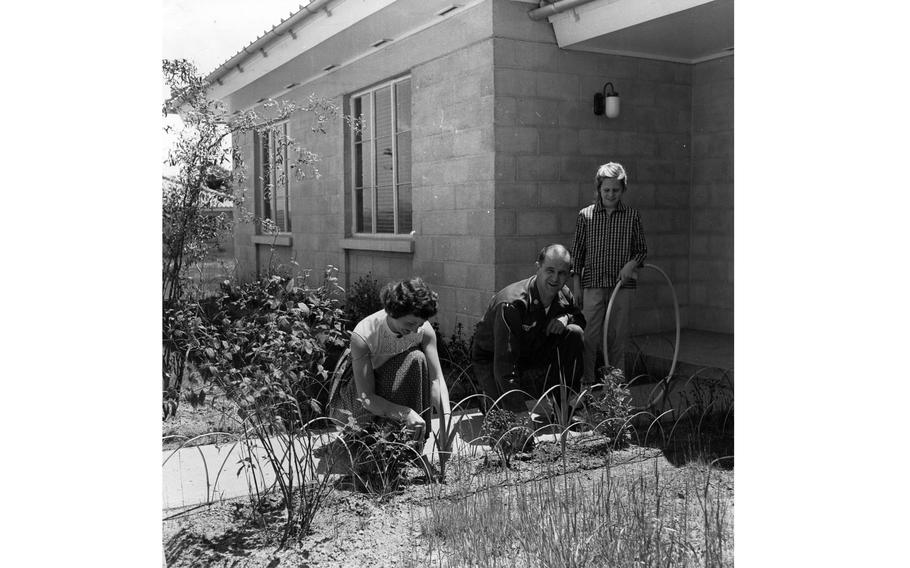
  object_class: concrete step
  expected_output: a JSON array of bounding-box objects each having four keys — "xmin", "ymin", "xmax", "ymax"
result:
[{"xmin": 625, "ymin": 329, "xmax": 733, "ymax": 422}]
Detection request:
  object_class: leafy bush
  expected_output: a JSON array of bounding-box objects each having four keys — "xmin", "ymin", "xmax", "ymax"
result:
[
  {"xmin": 480, "ymin": 408, "xmax": 535, "ymax": 468},
  {"xmin": 164, "ymin": 268, "xmax": 349, "ymax": 541},
  {"xmin": 581, "ymin": 366, "xmax": 633, "ymax": 448},
  {"xmin": 344, "ymin": 272, "xmax": 383, "ymax": 330},
  {"xmin": 327, "ymin": 419, "xmax": 425, "ymax": 495}
]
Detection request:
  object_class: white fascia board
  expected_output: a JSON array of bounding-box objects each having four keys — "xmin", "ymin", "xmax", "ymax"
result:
[
  {"xmin": 548, "ymin": 0, "xmax": 716, "ymax": 49},
  {"xmin": 208, "ymin": 0, "xmax": 398, "ymax": 101}
]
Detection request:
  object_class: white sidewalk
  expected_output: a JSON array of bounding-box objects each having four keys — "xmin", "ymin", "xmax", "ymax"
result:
[{"xmin": 162, "ymin": 409, "xmax": 488, "ymax": 510}]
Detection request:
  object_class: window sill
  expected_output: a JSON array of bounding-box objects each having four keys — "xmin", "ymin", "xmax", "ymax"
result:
[
  {"xmin": 340, "ymin": 236, "xmax": 414, "ymax": 253},
  {"xmin": 251, "ymin": 234, "xmax": 293, "ymax": 247}
]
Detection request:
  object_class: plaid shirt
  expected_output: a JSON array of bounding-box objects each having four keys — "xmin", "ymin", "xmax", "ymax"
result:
[{"xmin": 571, "ymin": 200, "xmax": 647, "ymax": 289}]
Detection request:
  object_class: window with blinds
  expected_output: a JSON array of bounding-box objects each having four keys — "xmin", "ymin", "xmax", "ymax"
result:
[
  {"xmin": 351, "ymin": 77, "xmax": 412, "ymax": 235},
  {"xmin": 255, "ymin": 121, "xmax": 291, "ymax": 232}
]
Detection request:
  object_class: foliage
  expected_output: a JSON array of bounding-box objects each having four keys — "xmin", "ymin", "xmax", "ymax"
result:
[
  {"xmin": 343, "ymin": 272, "xmax": 384, "ymax": 330},
  {"xmin": 580, "ymin": 366, "xmax": 633, "ymax": 448},
  {"xmin": 329, "ymin": 418, "xmax": 425, "ymax": 495},
  {"xmin": 433, "ymin": 322, "xmax": 479, "ymax": 406},
  {"xmin": 480, "ymin": 408, "xmax": 536, "ymax": 468},
  {"xmin": 417, "ymin": 460, "xmax": 733, "ymax": 567},
  {"xmin": 162, "ymin": 57, "xmax": 354, "ymax": 412},
  {"xmin": 164, "ymin": 267, "xmax": 348, "ymax": 543}
]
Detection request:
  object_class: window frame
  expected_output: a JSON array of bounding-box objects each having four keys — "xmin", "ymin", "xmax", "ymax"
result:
[
  {"xmin": 254, "ymin": 120, "xmax": 291, "ymax": 234},
  {"xmin": 349, "ymin": 76, "xmax": 412, "ymax": 237}
]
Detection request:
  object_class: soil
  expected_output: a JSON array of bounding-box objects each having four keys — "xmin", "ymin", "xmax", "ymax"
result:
[{"xmin": 163, "ymin": 435, "xmax": 734, "ymax": 567}]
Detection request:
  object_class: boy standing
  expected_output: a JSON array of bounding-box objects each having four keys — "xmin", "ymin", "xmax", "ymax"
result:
[{"xmin": 571, "ymin": 162, "xmax": 647, "ymax": 383}]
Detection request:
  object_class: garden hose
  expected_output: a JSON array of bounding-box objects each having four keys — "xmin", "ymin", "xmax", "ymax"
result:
[{"xmin": 602, "ymin": 263, "xmax": 680, "ymax": 411}]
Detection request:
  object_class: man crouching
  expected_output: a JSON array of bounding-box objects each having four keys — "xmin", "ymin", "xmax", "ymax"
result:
[{"xmin": 471, "ymin": 244, "xmax": 586, "ymax": 414}]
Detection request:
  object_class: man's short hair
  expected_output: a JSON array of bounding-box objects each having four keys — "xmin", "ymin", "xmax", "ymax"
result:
[
  {"xmin": 536, "ymin": 244, "xmax": 572, "ymax": 268},
  {"xmin": 595, "ymin": 162, "xmax": 628, "ymax": 192}
]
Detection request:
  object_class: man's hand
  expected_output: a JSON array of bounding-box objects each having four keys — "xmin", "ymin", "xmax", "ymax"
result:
[
  {"xmin": 545, "ymin": 314, "xmax": 569, "ymax": 335},
  {"xmin": 618, "ymin": 264, "xmax": 639, "ymax": 286}
]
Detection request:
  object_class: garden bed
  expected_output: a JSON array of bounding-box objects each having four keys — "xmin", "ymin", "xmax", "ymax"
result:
[{"xmin": 164, "ymin": 434, "xmax": 733, "ymax": 567}]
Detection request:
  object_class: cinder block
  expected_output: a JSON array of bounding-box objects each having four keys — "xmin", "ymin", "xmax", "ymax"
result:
[
  {"xmin": 495, "ymin": 183, "xmax": 538, "ymax": 208},
  {"xmin": 594, "ymin": 56, "xmax": 639, "ymax": 80},
  {"xmin": 655, "ymin": 83, "xmax": 691, "ymax": 110},
  {"xmin": 466, "ymin": 209, "xmax": 495, "ymax": 236},
  {"xmin": 495, "ymin": 126, "xmax": 539, "ymax": 154},
  {"xmin": 654, "ymin": 184, "xmax": 689, "ymax": 208},
  {"xmin": 454, "ymin": 128, "xmax": 494, "ymax": 157},
  {"xmin": 495, "ymin": 154, "xmax": 516, "ymax": 182},
  {"xmin": 516, "ymin": 98, "xmax": 560, "ymax": 127},
  {"xmin": 538, "ymin": 128, "xmax": 579, "ymax": 155},
  {"xmin": 539, "ymin": 182, "xmax": 580, "ymax": 208},
  {"xmin": 559, "ymin": 156, "xmax": 600, "ymax": 183},
  {"xmin": 444, "ymin": 262, "xmax": 469, "ymax": 287},
  {"xmin": 496, "ymin": 237, "xmax": 537, "ymax": 265},
  {"xmin": 517, "ymin": 210, "xmax": 558, "ymax": 235},
  {"xmin": 516, "ymin": 155, "xmax": 560, "ymax": 181},
  {"xmin": 495, "ymin": 68, "xmax": 537, "ymax": 97},
  {"xmin": 537, "ymin": 72, "xmax": 579, "ymax": 102},
  {"xmin": 455, "ymin": 182, "xmax": 495, "ymax": 210},
  {"xmin": 414, "ymin": 184, "xmax": 456, "ymax": 212},
  {"xmin": 637, "ymin": 59, "xmax": 681, "ymax": 83},
  {"xmin": 494, "ymin": 96, "xmax": 518, "ymax": 126},
  {"xmin": 495, "ymin": 209, "xmax": 516, "ymax": 236},
  {"xmin": 466, "ymin": 263, "xmax": 496, "ymax": 292}
]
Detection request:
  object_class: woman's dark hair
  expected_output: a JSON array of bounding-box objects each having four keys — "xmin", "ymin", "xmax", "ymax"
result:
[{"xmin": 381, "ymin": 277, "xmax": 439, "ymax": 319}]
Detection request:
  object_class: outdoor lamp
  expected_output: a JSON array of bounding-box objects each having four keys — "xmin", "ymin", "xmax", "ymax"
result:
[{"xmin": 593, "ymin": 81, "xmax": 620, "ymax": 118}]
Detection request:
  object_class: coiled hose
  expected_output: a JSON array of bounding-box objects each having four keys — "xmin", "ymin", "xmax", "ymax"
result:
[{"xmin": 603, "ymin": 263, "xmax": 680, "ymax": 410}]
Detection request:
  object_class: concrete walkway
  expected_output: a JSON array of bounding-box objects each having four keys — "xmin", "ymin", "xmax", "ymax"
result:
[{"xmin": 162, "ymin": 409, "xmax": 489, "ymax": 510}]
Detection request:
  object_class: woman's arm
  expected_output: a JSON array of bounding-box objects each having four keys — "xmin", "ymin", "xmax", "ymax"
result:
[
  {"xmin": 350, "ymin": 333, "xmax": 425, "ymax": 429},
  {"xmin": 421, "ymin": 325, "xmax": 452, "ymax": 469}
]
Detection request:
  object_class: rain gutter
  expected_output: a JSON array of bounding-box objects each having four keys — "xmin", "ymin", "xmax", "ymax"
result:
[{"xmin": 527, "ymin": 0, "xmax": 599, "ymax": 20}]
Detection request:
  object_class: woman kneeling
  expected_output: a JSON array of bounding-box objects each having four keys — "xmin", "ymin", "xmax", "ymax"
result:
[{"xmin": 334, "ymin": 277, "xmax": 451, "ymax": 451}]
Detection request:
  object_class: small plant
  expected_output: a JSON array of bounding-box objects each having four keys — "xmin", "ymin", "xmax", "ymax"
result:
[
  {"xmin": 581, "ymin": 366, "xmax": 633, "ymax": 448},
  {"xmin": 324, "ymin": 417, "xmax": 425, "ymax": 495},
  {"xmin": 344, "ymin": 272, "xmax": 384, "ymax": 330},
  {"xmin": 480, "ymin": 408, "xmax": 535, "ymax": 468}
]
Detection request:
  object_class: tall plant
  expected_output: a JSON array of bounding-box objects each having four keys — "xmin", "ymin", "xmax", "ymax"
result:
[{"xmin": 161, "ymin": 58, "xmax": 354, "ymax": 413}]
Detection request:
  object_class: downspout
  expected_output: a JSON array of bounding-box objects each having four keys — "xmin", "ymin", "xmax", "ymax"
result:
[
  {"xmin": 527, "ymin": 0, "xmax": 600, "ymax": 21},
  {"xmin": 205, "ymin": 0, "xmax": 336, "ymax": 86}
]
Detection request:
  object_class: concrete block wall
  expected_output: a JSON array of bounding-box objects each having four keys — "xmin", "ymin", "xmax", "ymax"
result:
[
  {"xmin": 689, "ymin": 55, "xmax": 733, "ymax": 333},
  {"xmin": 411, "ymin": 38, "xmax": 497, "ymax": 333},
  {"xmin": 229, "ymin": 1, "xmax": 498, "ymax": 334},
  {"xmin": 490, "ymin": 0, "xmax": 692, "ymax": 335}
]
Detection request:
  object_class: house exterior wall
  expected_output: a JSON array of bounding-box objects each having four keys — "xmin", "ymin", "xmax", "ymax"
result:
[
  {"xmin": 490, "ymin": 0, "xmax": 692, "ymax": 336},
  {"xmin": 689, "ymin": 55, "xmax": 733, "ymax": 333},
  {"xmin": 230, "ymin": 1, "xmax": 497, "ymax": 333},
  {"xmin": 228, "ymin": 0, "xmax": 733, "ymax": 338}
]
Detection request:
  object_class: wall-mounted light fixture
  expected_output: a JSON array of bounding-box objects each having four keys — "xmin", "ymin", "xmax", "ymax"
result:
[{"xmin": 593, "ymin": 81, "xmax": 620, "ymax": 118}]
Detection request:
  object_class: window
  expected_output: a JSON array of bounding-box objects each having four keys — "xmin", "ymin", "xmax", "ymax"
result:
[
  {"xmin": 255, "ymin": 121, "xmax": 291, "ymax": 232},
  {"xmin": 351, "ymin": 77, "xmax": 412, "ymax": 235}
]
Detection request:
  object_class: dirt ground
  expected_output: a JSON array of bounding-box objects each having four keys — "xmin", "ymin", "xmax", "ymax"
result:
[{"xmin": 163, "ymin": 436, "xmax": 733, "ymax": 567}]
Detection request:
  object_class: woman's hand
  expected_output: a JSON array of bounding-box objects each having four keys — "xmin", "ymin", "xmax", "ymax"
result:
[{"xmin": 403, "ymin": 408, "xmax": 426, "ymax": 436}]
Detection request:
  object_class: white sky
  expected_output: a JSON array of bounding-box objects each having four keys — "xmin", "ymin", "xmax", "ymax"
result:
[
  {"xmin": 162, "ymin": 1, "xmax": 304, "ymax": 173},
  {"xmin": 163, "ymin": 0, "xmax": 305, "ymax": 76}
]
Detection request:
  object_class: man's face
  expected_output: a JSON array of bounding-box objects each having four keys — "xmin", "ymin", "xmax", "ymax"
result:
[
  {"xmin": 536, "ymin": 253, "xmax": 572, "ymax": 295},
  {"xmin": 598, "ymin": 177, "xmax": 624, "ymax": 208}
]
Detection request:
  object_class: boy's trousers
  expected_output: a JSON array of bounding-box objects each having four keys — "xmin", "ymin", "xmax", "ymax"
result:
[{"xmin": 580, "ymin": 287, "xmax": 633, "ymax": 381}]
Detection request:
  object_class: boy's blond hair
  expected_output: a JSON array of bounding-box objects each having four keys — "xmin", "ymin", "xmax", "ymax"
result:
[{"xmin": 594, "ymin": 162, "xmax": 628, "ymax": 192}]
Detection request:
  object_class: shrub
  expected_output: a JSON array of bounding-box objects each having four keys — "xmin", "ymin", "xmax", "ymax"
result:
[
  {"xmin": 581, "ymin": 366, "xmax": 633, "ymax": 448},
  {"xmin": 344, "ymin": 272, "xmax": 383, "ymax": 330},
  {"xmin": 329, "ymin": 418, "xmax": 425, "ymax": 495},
  {"xmin": 480, "ymin": 408, "xmax": 535, "ymax": 468},
  {"xmin": 163, "ymin": 267, "xmax": 349, "ymax": 542}
]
